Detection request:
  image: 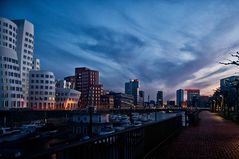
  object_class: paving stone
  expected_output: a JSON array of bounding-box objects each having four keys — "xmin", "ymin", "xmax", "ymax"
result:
[{"xmin": 155, "ymin": 111, "xmax": 239, "ymax": 159}]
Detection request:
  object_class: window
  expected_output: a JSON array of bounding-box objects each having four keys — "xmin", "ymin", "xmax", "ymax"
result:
[
  {"xmin": 3, "ymin": 42, "xmax": 7, "ymax": 46},
  {"xmin": 3, "ymin": 22, "xmax": 8, "ymax": 27}
]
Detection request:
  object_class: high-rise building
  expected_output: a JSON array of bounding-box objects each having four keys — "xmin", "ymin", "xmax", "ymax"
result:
[
  {"xmin": 0, "ymin": 17, "xmax": 24, "ymax": 109},
  {"xmin": 156, "ymin": 91, "xmax": 163, "ymax": 106},
  {"xmin": 125, "ymin": 79, "xmax": 140, "ymax": 106},
  {"xmin": 32, "ymin": 58, "xmax": 40, "ymax": 70},
  {"xmin": 75, "ymin": 67, "xmax": 102, "ymax": 108},
  {"xmin": 13, "ymin": 19, "xmax": 34, "ymax": 107},
  {"xmin": 185, "ymin": 89, "xmax": 200, "ymax": 107},
  {"xmin": 28, "ymin": 70, "xmax": 55, "ymax": 110},
  {"xmin": 176, "ymin": 89, "xmax": 184, "ymax": 107}
]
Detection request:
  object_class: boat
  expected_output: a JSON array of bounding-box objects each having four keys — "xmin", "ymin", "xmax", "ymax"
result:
[
  {"xmin": 99, "ymin": 127, "xmax": 115, "ymax": 136},
  {"xmin": 133, "ymin": 120, "xmax": 142, "ymax": 127},
  {"xmin": 0, "ymin": 127, "xmax": 28, "ymax": 143},
  {"xmin": 114, "ymin": 126, "xmax": 125, "ymax": 131},
  {"xmin": 20, "ymin": 124, "xmax": 37, "ymax": 134}
]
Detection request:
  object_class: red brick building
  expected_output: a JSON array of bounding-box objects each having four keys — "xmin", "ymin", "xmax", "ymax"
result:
[
  {"xmin": 99, "ymin": 95, "xmax": 114, "ymax": 109},
  {"xmin": 75, "ymin": 67, "xmax": 103, "ymax": 108}
]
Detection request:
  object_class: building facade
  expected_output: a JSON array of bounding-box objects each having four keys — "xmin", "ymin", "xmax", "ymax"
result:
[
  {"xmin": 99, "ymin": 94, "xmax": 114, "ymax": 109},
  {"xmin": 72, "ymin": 113, "xmax": 111, "ymax": 136},
  {"xmin": 75, "ymin": 67, "xmax": 102, "ymax": 108},
  {"xmin": 110, "ymin": 92, "xmax": 134, "ymax": 109},
  {"xmin": 167, "ymin": 100, "xmax": 175, "ymax": 106},
  {"xmin": 13, "ymin": 19, "xmax": 34, "ymax": 107},
  {"xmin": 32, "ymin": 58, "xmax": 40, "ymax": 70},
  {"xmin": 139, "ymin": 90, "xmax": 144, "ymax": 107},
  {"xmin": 185, "ymin": 89, "xmax": 200, "ymax": 107},
  {"xmin": 125, "ymin": 79, "xmax": 140, "ymax": 106},
  {"xmin": 220, "ymin": 76, "xmax": 239, "ymax": 91},
  {"xmin": 156, "ymin": 91, "xmax": 163, "ymax": 107},
  {"xmin": 64, "ymin": 75, "xmax": 75, "ymax": 89},
  {"xmin": 28, "ymin": 70, "xmax": 55, "ymax": 110},
  {"xmin": 176, "ymin": 89, "xmax": 184, "ymax": 107},
  {"xmin": 55, "ymin": 88, "xmax": 81, "ymax": 110},
  {"xmin": 0, "ymin": 17, "xmax": 24, "ymax": 109}
]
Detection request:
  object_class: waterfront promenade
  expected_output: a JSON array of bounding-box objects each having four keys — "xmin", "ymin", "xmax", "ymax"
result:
[{"xmin": 153, "ymin": 111, "xmax": 239, "ymax": 159}]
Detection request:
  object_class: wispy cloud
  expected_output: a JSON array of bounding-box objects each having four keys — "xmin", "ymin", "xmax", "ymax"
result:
[{"xmin": 2, "ymin": 0, "xmax": 239, "ymax": 101}]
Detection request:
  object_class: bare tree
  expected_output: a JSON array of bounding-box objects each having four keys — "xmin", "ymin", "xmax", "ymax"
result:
[{"xmin": 220, "ymin": 51, "xmax": 239, "ymax": 66}]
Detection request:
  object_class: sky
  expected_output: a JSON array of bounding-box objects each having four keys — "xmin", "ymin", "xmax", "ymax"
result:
[{"xmin": 1, "ymin": 0, "xmax": 239, "ymax": 101}]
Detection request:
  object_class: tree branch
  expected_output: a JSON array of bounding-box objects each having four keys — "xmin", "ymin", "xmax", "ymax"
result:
[{"xmin": 220, "ymin": 51, "xmax": 239, "ymax": 66}]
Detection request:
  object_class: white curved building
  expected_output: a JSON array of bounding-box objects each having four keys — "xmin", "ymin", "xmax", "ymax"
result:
[
  {"xmin": 0, "ymin": 17, "xmax": 24, "ymax": 109},
  {"xmin": 56, "ymin": 88, "xmax": 81, "ymax": 110},
  {"xmin": 29, "ymin": 70, "xmax": 55, "ymax": 110},
  {"xmin": 13, "ymin": 19, "xmax": 34, "ymax": 107}
]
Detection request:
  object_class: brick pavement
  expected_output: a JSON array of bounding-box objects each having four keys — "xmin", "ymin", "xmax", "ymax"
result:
[{"xmin": 153, "ymin": 111, "xmax": 239, "ymax": 159}]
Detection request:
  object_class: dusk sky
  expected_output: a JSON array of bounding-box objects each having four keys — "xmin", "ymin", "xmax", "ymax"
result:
[{"xmin": 1, "ymin": 0, "xmax": 239, "ymax": 100}]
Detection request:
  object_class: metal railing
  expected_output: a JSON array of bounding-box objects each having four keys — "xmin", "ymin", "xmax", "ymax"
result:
[{"xmin": 25, "ymin": 115, "xmax": 182, "ymax": 159}]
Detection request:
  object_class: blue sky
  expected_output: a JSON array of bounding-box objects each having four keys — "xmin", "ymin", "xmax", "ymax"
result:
[{"xmin": 1, "ymin": 0, "xmax": 239, "ymax": 100}]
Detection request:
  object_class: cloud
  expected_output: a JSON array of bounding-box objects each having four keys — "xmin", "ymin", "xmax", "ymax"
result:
[
  {"xmin": 2, "ymin": 0, "xmax": 239, "ymax": 101},
  {"xmin": 77, "ymin": 26, "xmax": 145, "ymax": 62}
]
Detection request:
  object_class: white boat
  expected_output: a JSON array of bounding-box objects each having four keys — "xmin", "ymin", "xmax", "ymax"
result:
[
  {"xmin": 82, "ymin": 136, "xmax": 90, "ymax": 140},
  {"xmin": 99, "ymin": 127, "xmax": 115, "ymax": 136},
  {"xmin": 133, "ymin": 121, "xmax": 142, "ymax": 127},
  {"xmin": 114, "ymin": 126, "xmax": 125, "ymax": 131},
  {"xmin": 20, "ymin": 124, "xmax": 37, "ymax": 134},
  {"xmin": 0, "ymin": 128, "xmax": 28, "ymax": 143},
  {"xmin": 0, "ymin": 127, "xmax": 16, "ymax": 136}
]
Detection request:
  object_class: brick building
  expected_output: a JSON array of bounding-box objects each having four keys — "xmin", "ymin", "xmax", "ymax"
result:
[{"xmin": 75, "ymin": 67, "xmax": 103, "ymax": 108}]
